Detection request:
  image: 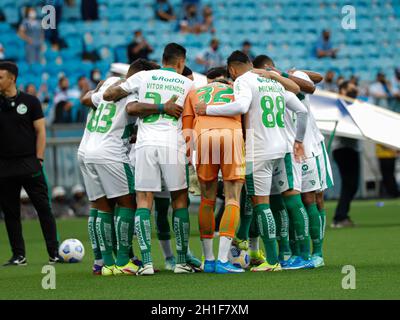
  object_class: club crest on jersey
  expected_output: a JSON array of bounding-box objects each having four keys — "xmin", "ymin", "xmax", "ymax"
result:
[
  {"xmin": 302, "ymin": 164, "xmax": 309, "ymax": 171},
  {"xmin": 16, "ymin": 104, "xmax": 28, "ymax": 115}
]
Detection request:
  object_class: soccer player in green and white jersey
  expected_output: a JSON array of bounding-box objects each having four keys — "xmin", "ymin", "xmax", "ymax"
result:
[
  {"xmin": 196, "ymin": 51, "xmax": 309, "ymax": 272},
  {"xmin": 81, "ymin": 59, "xmax": 160, "ymax": 276},
  {"xmin": 79, "ymin": 80, "xmax": 105, "ymax": 275},
  {"xmin": 253, "ymin": 55, "xmax": 332, "ymax": 268},
  {"xmin": 104, "ymin": 43, "xmax": 195, "ymax": 275},
  {"xmin": 287, "ymin": 69, "xmax": 333, "ymax": 267}
]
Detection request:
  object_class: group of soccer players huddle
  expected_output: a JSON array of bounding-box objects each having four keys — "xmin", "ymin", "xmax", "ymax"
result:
[{"xmin": 78, "ymin": 42, "xmax": 333, "ymax": 276}]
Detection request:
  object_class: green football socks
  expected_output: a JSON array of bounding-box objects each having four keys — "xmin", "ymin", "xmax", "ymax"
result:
[
  {"xmin": 172, "ymin": 208, "xmax": 190, "ymax": 264},
  {"xmin": 253, "ymin": 203, "xmax": 279, "ymax": 265},
  {"xmin": 88, "ymin": 208, "xmax": 102, "ymax": 261},
  {"xmin": 95, "ymin": 211, "xmax": 115, "ymax": 266},
  {"xmin": 283, "ymin": 194, "xmax": 311, "ymax": 260},
  {"xmin": 306, "ymin": 203, "xmax": 323, "ymax": 257},
  {"xmin": 115, "ymin": 207, "xmax": 135, "ymax": 266},
  {"xmin": 270, "ymin": 195, "xmax": 292, "ymax": 260},
  {"xmin": 135, "ymin": 208, "xmax": 153, "ymax": 265},
  {"xmin": 236, "ymin": 191, "xmax": 253, "ymax": 241}
]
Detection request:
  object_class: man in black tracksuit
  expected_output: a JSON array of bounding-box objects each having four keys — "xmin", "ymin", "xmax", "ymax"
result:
[{"xmin": 0, "ymin": 61, "xmax": 59, "ymax": 265}]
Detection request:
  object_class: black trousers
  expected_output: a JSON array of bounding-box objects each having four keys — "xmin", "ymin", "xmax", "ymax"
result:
[
  {"xmin": 379, "ymin": 158, "xmax": 399, "ymax": 198},
  {"xmin": 333, "ymin": 148, "xmax": 360, "ymax": 222},
  {"xmin": 0, "ymin": 169, "xmax": 58, "ymax": 258}
]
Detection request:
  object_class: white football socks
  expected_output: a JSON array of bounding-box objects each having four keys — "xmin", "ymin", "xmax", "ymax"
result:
[
  {"xmin": 218, "ymin": 236, "xmax": 233, "ymax": 263},
  {"xmin": 201, "ymin": 238, "xmax": 215, "ymax": 261}
]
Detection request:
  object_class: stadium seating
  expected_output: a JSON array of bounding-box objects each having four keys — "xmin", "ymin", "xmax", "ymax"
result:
[{"xmin": 1, "ymin": 0, "xmax": 399, "ymax": 90}]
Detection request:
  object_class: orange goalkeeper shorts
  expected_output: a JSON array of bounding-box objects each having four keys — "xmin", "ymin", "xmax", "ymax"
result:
[{"xmin": 196, "ymin": 128, "xmax": 245, "ymax": 182}]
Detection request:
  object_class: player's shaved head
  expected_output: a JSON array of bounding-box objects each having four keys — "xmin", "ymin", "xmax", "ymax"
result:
[
  {"xmin": 227, "ymin": 51, "xmax": 252, "ymax": 80},
  {"xmin": 127, "ymin": 59, "xmax": 160, "ymax": 77},
  {"xmin": 253, "ymin": 55, "xmax": 275, "ymax": 68},
  {"xmin": 162, "ymin": 43, "xmax": 187, "ymax": 74}
]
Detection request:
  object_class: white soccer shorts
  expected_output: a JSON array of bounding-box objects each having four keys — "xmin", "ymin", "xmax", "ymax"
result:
[
  {"xmin": 83, "ymin": 162, "xmax": 135, "ymax": 201},
  {"xmin": 301, "ymin": 156, "xmax": 322, "ymax": 193},
  {"xmin": 271, "ymin": 153, "xmax": 302, "ymax": 195},
  {"xmin": 245, "ymin": 159, "xmax": 277, "ymax": 196},
  {"xmin": 135, "ymin": 146, "xmax": 188, "ymax": 192}
]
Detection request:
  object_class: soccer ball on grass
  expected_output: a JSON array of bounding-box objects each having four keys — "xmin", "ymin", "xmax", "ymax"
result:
[
  {"xmin": 58, "ymin": 239, "xmax": 85, "ymax": 263},
  {"xmin": 228, "ymin": 245, "xmax": 250, "ymax": 269}
]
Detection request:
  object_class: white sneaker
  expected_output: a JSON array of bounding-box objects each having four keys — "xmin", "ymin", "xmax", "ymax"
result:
[
  {"xmin": 136, "ymin": 263, "xmax": 155, "ymax": 276},
  {"xmin": 174, "ymin": 263, "xmax": 195, "ymax": 274}
]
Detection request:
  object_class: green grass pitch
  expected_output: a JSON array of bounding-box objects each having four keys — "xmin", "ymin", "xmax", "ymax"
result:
[{"xmin": 1, "ymin": 199, "xmax": 399, "ymax": 300}]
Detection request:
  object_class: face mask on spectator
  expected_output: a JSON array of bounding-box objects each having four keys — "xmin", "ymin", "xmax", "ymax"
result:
[{"xmin": 347, "ymin": 90, "xmax": 358, "ymax": 98}]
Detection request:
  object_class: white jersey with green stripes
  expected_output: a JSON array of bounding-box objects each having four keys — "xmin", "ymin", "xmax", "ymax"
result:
[
  {"xmin": 235, "ymin": 71, "xmax": 291, "ymax": 161},
  {"xmin": 292, "ymin": 70, "xmax": 325, "ymax": 157},
  {"xmin": 119, "ymin": 68, "xmax": 194, "ymax": 152},
  {"xmin": 84, "ymin": 77, "xmax": 137, "ymax": 164}
]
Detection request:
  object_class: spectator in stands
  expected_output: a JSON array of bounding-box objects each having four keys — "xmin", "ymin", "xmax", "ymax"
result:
[
  {"xmin": 53, "ymin": 76, "xmax": 73, "ymax": 123},
  {"xmin": 89, "ymin": 68, "xmax": 102, "ymax": 88},
  {"xmin": 315, "ymin": 29, "xmax": 339, "ymax": 59},
  {"xmin": 349, "ymin": 75, "xmax": 359, "ymax": 86},
  {"xmin": 179, "ymin": 3, "xmax": 201, "ymax": 33},
  {"xmin": 18, "ymin": 7, "xmax": 44, "ymax": 64},
  {"xmin": 199, "ymin": 5, "xmax": 215, "ymax": 33},
  {"xmin": 376, "ymin": 144, "xmax": 399, "ymax": 198},
  {"xmin": 25, "ymin": 83, "xmax": 37, "ymax": 96},
  {"xmin": 78, "ymin": 76, "xmax": 91, "ymax": 99},
  {"xmin": 81, "ymin": 0, "xmax": 98, "ymax": 21},
  {"xmin": 369, "ymin": 72, "xmax": 392, "ymax": 108},
  {"xmin": 25, "ymin": 83, "xmax": 50, "ymax": 107},
  {"xmin": 37, "ymin": 84, "xmax": 51, "ymax": 105},
  {"xmin": 196, "ymin": 38, "xmax": 224, "ymax": 73},
  {"xmin": 336, "ymin": 75, "xmax": 345, "ymax": 88},
  {"xmin": 51, "ymin": 186, "xmax": 74, "ymax": 219},
  {"xmin": 127, "ymin": 30, "xmax": 154, "ymax": 64},
  {"xmin": 242, "ymin": 40, "xmax": 255, "ymax": 61},
  {"xmin": 331, "ymin": 80, "xmax": 360, "ymax": 228},
  {"xmin": 70, "ymin": 184, "xmax": 90, "ymax": 217},
  {"xmin": 20, "ymin": 189, "xmax": 37, "ymax": 220},
  {"xmin": 318, "ymin": 70, "xmax": 337, "ymax": 92},
  {"xmin": 0, "ymin": 43, "xmax": 4, "ymax": 60},
  {"xmin": 155, "ymin": 0, "xmax": 176, "ymax": 22},
  {"xmin": 74, "ymin": 76, "xmax": 91, "ymax": 122}
]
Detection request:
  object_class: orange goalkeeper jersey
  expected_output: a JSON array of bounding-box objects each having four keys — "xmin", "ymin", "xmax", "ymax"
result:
[{"xmin": 182, "ymin": 82, "xmax": 242, "ymax": 135}]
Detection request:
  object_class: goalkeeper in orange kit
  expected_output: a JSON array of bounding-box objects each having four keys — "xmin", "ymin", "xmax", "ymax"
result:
[{"xmin": 183, "ymin": 68, "xmax": 245, "ymax": 274}]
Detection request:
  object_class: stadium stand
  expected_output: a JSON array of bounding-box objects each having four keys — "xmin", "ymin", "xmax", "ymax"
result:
[{"xmin": 0, "ymin": 0, "xmax": 398, "ymax": 93}]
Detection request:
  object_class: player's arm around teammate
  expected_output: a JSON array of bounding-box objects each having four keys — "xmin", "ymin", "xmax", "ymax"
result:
[{"xmin": 114, "ymin": 44, "xmax": 196, "ymax": 275}]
